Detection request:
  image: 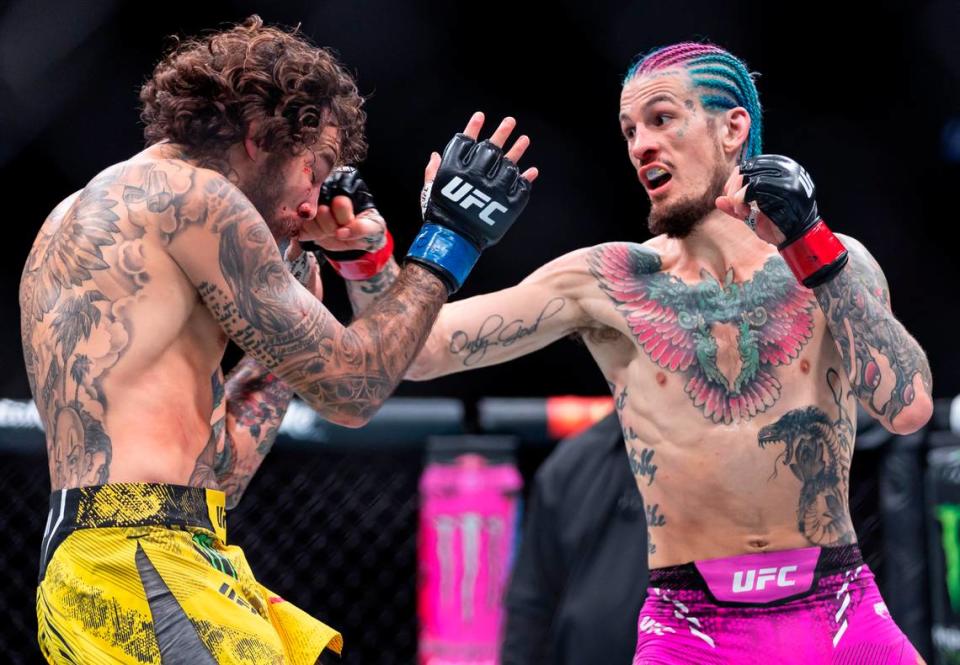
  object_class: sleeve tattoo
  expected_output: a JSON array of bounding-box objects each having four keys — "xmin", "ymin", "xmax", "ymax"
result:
[{"xmin": 813, "ymin": 238, "xmax": 932, "ymax": 430}]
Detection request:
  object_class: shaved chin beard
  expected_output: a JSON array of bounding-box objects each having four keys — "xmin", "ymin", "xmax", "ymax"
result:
[{"xmin": 647, "ymin": 165, "xmax": 729, "ymax": 239}]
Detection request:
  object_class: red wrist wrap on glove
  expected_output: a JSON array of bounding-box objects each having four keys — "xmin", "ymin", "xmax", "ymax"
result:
[
  {"xmin": 778, "ymin": 219, "xmax": 846, "ymax": 287},
  {"xmin": 326, "ymin": 231, "xmax": 395, "ymax": 280}
]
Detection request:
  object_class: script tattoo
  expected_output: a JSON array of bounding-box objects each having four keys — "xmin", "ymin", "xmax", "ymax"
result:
[
  {"xmin": 449, "ymin": 297, "xmax": 566, "ymax": 366},
  {"xmin": 629, "ymin": 448, "xmax": 658, "ymax": 486},
  {"xmin": 758, "ymin": 368, "xmax": 856, "ymax": 546},
  {"xmin": 813, "ymin": 239, "xmax": 932, "ymax": 428},
  {"xmin": 646, "ymin": 503, "xmax": 667, "ymax": 555},
  {"xmin": 590, "ymin": 244, "xmax": 816, "ymax": 424}
]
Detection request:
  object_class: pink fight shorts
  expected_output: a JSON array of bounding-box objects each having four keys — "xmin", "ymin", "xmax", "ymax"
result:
[{"xmin": 634, "ymin": 545, "xmax": 922, "ymax": 664}]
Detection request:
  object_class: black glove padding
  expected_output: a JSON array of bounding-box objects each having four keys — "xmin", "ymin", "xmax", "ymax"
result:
[
  {"xmin": 742, "ymin": 154, "xmax": 848, "ymax": 288},
  {"xmin": 301, "ymin": 166, "xmax": 376, "ymax": 258},
  {"xmin": 740, "ymin": 154, "xmax": 819, "ymax": 248},
  {"xmin": 423, "ymin": 134, "xmax": 531, "ymax": 250},
  {"xmin": 320, "ymin": 166, "xmax": 376, "ymax": 213}
]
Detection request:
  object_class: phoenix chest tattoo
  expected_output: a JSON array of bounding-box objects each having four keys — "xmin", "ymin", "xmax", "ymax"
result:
[{"xmin": 589, "ymin": 244, "xmax": 816, "ymax": 424}]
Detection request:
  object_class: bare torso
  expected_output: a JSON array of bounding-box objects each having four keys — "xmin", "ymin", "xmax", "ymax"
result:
[
  {"xmin": 21, "ymin": 147, "xmax": 229, "ymax": 490},
  {"xmin": 411, "ymin": 232, "xmax": 860, "ymax": 568},
  {"xmin": 578, "ymin": 238, "xmax": 855, "ymax": 567}
]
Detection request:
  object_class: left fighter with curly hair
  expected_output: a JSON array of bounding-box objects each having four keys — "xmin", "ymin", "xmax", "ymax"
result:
[{"xmin": 21, "ymin": 16, "xmax": 536, "ymax": 663}]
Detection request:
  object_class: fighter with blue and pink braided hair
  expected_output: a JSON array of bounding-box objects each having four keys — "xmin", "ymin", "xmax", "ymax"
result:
[
  {"xmin": 409, "ymin": 40, "xmax": 932, "ymax": 665},
  {"xmin": 624, "ymin": 42, "xmax": 763, "ymax": 160}
]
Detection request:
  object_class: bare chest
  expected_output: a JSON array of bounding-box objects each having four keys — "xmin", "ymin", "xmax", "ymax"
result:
[{"xmin": 585, "ymin": 253, "xmax": 827, "ymax": 426}]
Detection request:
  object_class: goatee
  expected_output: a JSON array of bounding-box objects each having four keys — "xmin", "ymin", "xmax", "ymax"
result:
[{"xmin": 647, "ymin": 165, "xmax": 729, "ymax": 239}]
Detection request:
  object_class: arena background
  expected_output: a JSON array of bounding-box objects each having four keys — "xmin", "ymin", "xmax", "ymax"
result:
[{"xmin": 0, "ymin": 0, "xmax": 958, "ymax": 663}]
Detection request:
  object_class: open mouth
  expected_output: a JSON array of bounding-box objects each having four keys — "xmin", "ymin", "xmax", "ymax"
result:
[{"xmin": 642, "ymin": 165, "xmax": 672, "ymax": 192}]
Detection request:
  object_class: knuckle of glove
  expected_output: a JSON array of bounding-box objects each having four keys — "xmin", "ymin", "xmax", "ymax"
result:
[
  {"xmin": 428, "ymin": 137, "xmax": 529, "ymax": 249},
  {"xmin": 443, "ymin": 133, "xmax": 477, "ymax": 164},
  {"xmin": 321, "ymin": 166, "xmax": 377, "ymax": 212},
  {"xmin": 469, "ymin": 140, "xmax": 505, "ymax": 178}
]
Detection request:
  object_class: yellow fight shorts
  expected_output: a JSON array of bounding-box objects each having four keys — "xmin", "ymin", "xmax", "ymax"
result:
[{"xmin": 36, "ymin": 483, "xmax": 342, "ymax": 664}]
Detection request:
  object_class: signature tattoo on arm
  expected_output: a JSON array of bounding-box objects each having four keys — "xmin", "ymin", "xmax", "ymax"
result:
[
  {"xmin": 813, "ymin": 238, "xmax": 932, "ymax": 431},
  {"xmin": 448, "ymin": 297, "xmax": 567, "ymax": 367}
]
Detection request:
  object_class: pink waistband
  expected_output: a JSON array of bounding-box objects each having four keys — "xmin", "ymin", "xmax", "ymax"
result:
[{"xmin": 650, "ymin": 544, "xmax": 862, "ymax": 605}]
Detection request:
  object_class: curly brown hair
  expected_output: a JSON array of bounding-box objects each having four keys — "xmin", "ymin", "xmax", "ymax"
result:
[{"xmin": 139, "ymin": 15, "xmax": 366, "ymax": 164}]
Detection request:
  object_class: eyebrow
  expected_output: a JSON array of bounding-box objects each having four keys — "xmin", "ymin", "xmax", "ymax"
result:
[
  {"xmin": 309, "ymin": 147, "xmax": 337, "ymax": 176},
  {"xmin": 643, "ymin": 94, "xmax": 678, "ymax": 110},
  {"xmin": 619, "ymin": 94, "xmax": 679, "ymax": 122}
]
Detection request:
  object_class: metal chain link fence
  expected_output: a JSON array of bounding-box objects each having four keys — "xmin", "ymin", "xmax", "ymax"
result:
[
  {"xmin": 0, "ymin": 398, "xmax": 920, "ymax": 663},
  {"xmin": 0, "ymin": 445, "xmax": 426, "ymax": 665}
]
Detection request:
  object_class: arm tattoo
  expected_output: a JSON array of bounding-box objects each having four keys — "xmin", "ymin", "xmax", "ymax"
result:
[
  {"xmin": 758, "ymin": 368, "xmax": 856, "ymax": 546},
  {"xmin": 345, "ymin": 258, "xmax": 400, "ymax": 316},
  {"xmin": 448, "ymin": 297, "xmax": 567, "ymax": 367},
  {"xmin": 813, "ymin": 240, "xmax": 932, "ymax": 427},
  {"xmin": 200, "ymin": 237, "xmax": 445, "ymax": 425},
  {"xmin": 189, "ymin": 359, "xmax": 294, "ymax": 508}
]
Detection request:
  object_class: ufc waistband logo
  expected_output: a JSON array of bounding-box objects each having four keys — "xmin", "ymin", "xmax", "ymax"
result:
[
  {"xmin": 440, "ymin": 176, "xmax": 508, "ymax": 225},
  {"xmin": 731, "ymin": 565, "xmax": 798, "ymax": 593}
]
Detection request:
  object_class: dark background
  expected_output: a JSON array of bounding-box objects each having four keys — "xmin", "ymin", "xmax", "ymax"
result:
[{"xmin": 2, "ymin": 0, "xmax": 958, "ymax": 403}]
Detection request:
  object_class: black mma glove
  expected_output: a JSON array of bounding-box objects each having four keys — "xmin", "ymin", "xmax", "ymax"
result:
[
  {"xmin": 300, "ymin": 167, "xmax": 393, "ymax": 280},
  {"xmin": 741, "ymin": 154, "xmax": 847, "ymax": 288},
  {"xmin": 406, "ymin": 134, "xmax": 532, "ymax": 293}
]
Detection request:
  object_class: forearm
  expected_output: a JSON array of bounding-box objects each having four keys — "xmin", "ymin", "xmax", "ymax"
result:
[
  {"xmin": 345, "ymin": 257, "xmax": 400, "ymax": 316},
  {"xmin": 218, "ymin": 356, "xmax": 294, "ymax": 508},
  {"xmin": 814, "ymin": 260, "xmax": 932, "ymax": 434},
  {"xmin": 406, "ymin": 292, "xmax": 574, "ymax": 381},
  {"xmin": 405, "ymin": 257, "xmax": 589, "ymax": 381},
  {"xmin": 292, "ymin": 262, "xmax": 446, "ymax": 425}
]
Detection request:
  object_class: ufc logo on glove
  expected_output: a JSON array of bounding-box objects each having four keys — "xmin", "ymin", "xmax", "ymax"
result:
[{"xmin": 440, "ymin": 176, "xmax": 508, "ymax": 226}]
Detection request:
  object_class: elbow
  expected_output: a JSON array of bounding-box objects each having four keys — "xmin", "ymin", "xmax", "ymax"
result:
[
  {"xmin": 887, "ymin": 393, "xmax": 934, "ymax": 435},
  {"xmin": 327, "ymin": 412, "xmax": 372, "ymax": 429},
  {"xmin": 313, "ymin": 397, "xmax": 386, "ymax": 429}
]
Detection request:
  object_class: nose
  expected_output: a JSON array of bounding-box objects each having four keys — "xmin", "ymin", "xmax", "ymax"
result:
[
  {"xmin": 629, "ymin": 129, "xmax": 660, "ymax": 166},
  {"xmin": 297, "ymin": 202, "xmax": 316, "ymax": 219},
  {"xmin": 297, "ymin": 185, "xmax": 322, "ymax": 219}
]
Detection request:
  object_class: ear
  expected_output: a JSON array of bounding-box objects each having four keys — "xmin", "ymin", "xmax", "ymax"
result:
[
  {"xmin": 719, "ymin": 107, "xmax": 751, "ymax": 160},
  {"xmin": 243, "ymin": 121, "xmax": 263, "ymax": 162}
]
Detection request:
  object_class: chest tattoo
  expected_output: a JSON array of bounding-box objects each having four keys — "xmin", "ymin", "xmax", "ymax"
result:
[{"xmin": 589, "ymin": 244, "xmax": 816, "ymax": 423}]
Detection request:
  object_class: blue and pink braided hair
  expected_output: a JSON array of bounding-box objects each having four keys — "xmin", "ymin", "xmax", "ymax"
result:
[{"xmin": 624, "ymin": 43, "xmax": 763, "ymax": 159}]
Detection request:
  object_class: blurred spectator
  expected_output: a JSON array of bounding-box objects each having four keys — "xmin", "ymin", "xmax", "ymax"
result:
[{"xmin": 501, "ymin": 413, "xmax": 648, "ymax": 665}]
